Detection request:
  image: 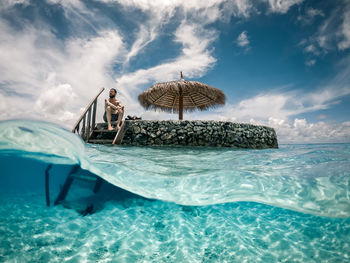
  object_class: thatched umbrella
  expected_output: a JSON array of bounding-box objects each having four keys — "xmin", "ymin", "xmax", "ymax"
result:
[{"xmin": 138, "ymin": 72, "xmax": 225, "ymax": 120}]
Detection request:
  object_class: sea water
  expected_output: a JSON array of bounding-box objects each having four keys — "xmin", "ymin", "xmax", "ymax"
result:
[{"xmin": 0, "ymin": 119, "xmax": 349, "ymax": 262}]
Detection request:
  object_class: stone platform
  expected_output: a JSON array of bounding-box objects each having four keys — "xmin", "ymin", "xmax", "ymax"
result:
[{"xmin": 100, "ymin": 120, "xmax": 278, "ymax": 149}]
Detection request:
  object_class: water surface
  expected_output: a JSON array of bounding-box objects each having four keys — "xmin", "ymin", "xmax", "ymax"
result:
[{"xmin": 0, "ymin": 119, "xmax": 349, "ymax": 262}]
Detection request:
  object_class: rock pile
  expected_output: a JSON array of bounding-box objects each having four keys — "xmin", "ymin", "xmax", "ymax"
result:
[{"xmin": 121, "ymin": 120, "xmax": 278, "ymax": 149}]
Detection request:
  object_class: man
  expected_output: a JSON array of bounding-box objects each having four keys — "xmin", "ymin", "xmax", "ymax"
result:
[{"xmin": 104, "ymin": 88, "xmax": 124, "ymax": 130}]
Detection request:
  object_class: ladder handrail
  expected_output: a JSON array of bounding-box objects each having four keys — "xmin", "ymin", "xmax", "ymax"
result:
[{"xmin": 72, "ymin": 87, "xmax": 105, "ymax": 135}]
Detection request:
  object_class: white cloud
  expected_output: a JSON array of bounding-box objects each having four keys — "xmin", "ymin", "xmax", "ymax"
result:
[
  {"xmin": 221, "ymin": 0, "xmax": 256, "ymax": 19},
  {"xmin": 0, "ymin": 20, "xmax": 56, "ymax": 95},
  {"xmin": 237, "ymin": 31, "xmax": 250, "ymax": 47},
  {"xmin": 124, "ymin": 25, "xmax": 158, "ymax": 65},
  {"xmin": 248, "ymin": 117, "xmax": 350, "ymax": 143},
  {"xmin": 99, "ymin": 0, "xmax": 254, "ymax": 19},
  {"xmin": 98, "ymin": 0, "xmax": 256, "ymax": 67},
  {"xmin": 297, "ymin": 7, "xmax": 324, "ymax": 24},
  {"xmin": 268, "ymin": 118, "xmax": 350, "ymax": 143},
  {"xmin": 305, "ymin": 59, "xmax": 316, "ymax": 66},
  {"xmin": 35, "ymin": 83, "xmax": 77, "ymax": 122},
  {"xmin": 317, "ymin": 114, "xmax": 327, "ymax": 120},
  {"xmin": 0, "ymin": 91, "xmax": 38, "ymax": 121},
  {"xmin": 62, "ymin": 30, "xmax": 125, "ymax": 95},
  {"xmin": 338, "ymin": 7, "xmax": 350, "ymax": 50},
  {"xmin": 0, "ymin": 93, "xmax": 8, "ymax": 114},
  {"xmin": 0, "ymin": 15, "xmax": 125, "ymax": 127},
  {"xmin": 210, "ymin": 83, "xmax": 349, "ymax": 125},
  {"xmin": 301, "ymin": 3, "xmax": 350, "ymax": 65},
  {"xmin": 188, "ymin": 80, "xmax": 350, "ymax": 143},
  {"xmin": 303, "ymin": 44, "xmax": 319, "ymax": 55},
  {"xmin": 306, "ymin": 8, "xmax": 324, "ymax": 18},
  {"xmin": 0, "ymin": 0, "xmax": 29, "ymax": 10},
  {"xmin": 236, "ymin": 93, "xmax": 289, "ymax": 120},
  {"xmin": 265, "ymin": 0, "xmax": 303, "ymax": 14}
]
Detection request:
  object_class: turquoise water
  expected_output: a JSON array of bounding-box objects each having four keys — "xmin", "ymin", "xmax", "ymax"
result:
[{"xmin": 0, "ymin": 119, "xmax": 349, "ymax": 262}]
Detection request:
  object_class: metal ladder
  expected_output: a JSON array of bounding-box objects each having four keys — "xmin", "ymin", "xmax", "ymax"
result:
[{"xmin": 52, "ymin": 165, "xmax": 104, "ymax": 215}]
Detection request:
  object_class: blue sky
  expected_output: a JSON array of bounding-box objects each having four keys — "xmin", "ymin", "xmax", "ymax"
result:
[{"xmin": 0, "ymin": 0, "xmax": 349, "ymax": 143}]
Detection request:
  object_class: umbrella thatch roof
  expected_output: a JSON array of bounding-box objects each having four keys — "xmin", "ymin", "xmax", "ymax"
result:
[{"xmin": 138, "ymin": 73, "xmax": 225, "ymax": 115}]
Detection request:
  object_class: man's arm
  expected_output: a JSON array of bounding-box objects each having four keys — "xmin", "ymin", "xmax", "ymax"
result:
[{"xmin": 106, "ymin": 100, "xmax": 123, "ymax": 110}]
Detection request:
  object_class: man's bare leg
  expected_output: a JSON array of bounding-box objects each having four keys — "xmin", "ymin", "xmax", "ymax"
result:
[
  {"xmin": 116, "ymin": 106, "xmax": 124, "ymax": 130},
  {"xmin": 105, "ymin": 106, "xmax": 114, "ymax": 131}
]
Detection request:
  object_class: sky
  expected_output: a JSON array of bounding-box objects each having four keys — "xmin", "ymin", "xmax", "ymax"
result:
[{"xmin": 0, "ymin": 0, "xmax": 349, "ymax": 143}]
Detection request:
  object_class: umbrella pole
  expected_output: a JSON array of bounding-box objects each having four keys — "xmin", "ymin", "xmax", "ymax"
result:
[{"xmin": 179, "ymin": 87, "xmax": 183, "ymax": 120}]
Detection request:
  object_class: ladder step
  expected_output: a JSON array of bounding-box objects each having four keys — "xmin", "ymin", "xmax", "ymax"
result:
[
  {"xmin": 93, "ymin": 129, "xmax": 118, "ymax": 133},
  {"xmin": 88, "ymin": 139, "xmax": 113, "ymax": 144},
  {"xmin": 71, "ymin": 174, "xmax": 98, "ymax": 182},
  {"xmin": 96, "ymin": 122, "xmax": 118, "ymax": 130}
]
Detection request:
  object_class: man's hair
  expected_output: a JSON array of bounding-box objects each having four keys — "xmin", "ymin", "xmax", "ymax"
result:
[{"xmin": 110, "ymin": 88, "xmax": 117, "ymax": 94}]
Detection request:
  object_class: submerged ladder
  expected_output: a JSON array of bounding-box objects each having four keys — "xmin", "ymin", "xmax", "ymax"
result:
[
  {"xmin": 54, "ymin": 165, "xmax": 104, "ymax": 215},
  {"xmin": 44, "ymin": 164, "xmax": 104, "ymax": 215},
  {"xmin": 72, "ymin": 87, "xmax": 127, "ymax": 145}
]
